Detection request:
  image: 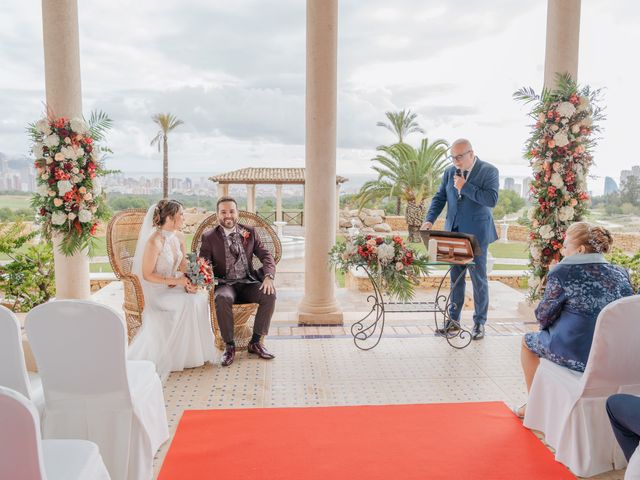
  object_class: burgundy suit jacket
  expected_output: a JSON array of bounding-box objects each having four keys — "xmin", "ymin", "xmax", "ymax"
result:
[{"xmin": 198, "ymin": 224, "xmax": 276, "ymax": 282}]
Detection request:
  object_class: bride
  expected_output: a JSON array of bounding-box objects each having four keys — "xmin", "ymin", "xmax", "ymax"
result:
[{"xmin": 129, "ymin": 199, "xmax": 215, "ymax": 380}]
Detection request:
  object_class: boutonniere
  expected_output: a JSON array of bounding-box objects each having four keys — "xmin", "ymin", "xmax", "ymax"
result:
[{"xmin": 238, "ymin": 227, "xmax": 250, "ymax": 245}]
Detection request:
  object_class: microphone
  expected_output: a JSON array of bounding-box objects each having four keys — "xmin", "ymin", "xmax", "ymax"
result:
[{"xmin": 454, "ymin": 169, "xmax": 462, "ymax": 199}]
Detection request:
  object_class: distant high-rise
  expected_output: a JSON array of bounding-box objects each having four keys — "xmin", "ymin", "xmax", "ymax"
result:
[
  {"xmin": 504, "ymin": 177, "xmax": 515, "ymax": 191},
  {"xmin": 522, "ymin": 177, "xmax": 531, "ymax": 199},
  {"xmin": 604, "ymin": 177, "xmax": 619, "ymax": 195},
  {"xmin": 621, "ymin": 166, "xmax": 640, "ymax": 186}
]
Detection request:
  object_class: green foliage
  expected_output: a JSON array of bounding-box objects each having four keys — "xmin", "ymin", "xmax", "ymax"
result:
[
  {"xmin": 620, "ymin": 176, "xmax": 640, "ymax": 206},
  {"xmin": 0, "ymin": 223, "xmax": 55, "ymax": 312},
  {"xmin": 376, "ymin": 109, "xmax": 424, "ymax": 144},
  {"xmin": 493, "ymin": 189, "xmax": 526, "ymax": 219},
  {"xmin": 0, "ymin": 207, "xmax": 33, "ymax": 222},
  {"xmin": 607, "ymin": 248, "xmax": 640, "ymax": 293}
]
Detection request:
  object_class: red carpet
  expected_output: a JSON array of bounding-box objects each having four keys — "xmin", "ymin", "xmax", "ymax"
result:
[{"xmin": 158, "ymin": 402, "xmax": 574, "ymax": 480}]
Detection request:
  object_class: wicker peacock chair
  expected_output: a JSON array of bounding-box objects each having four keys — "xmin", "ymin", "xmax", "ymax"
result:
[
  {"xmin": 106, "ymin": 208, "xmax": 148, "ymax": 342},
  {"xmin": 191, "ymin": 211, "xmax": 282, "ymax": 351}
]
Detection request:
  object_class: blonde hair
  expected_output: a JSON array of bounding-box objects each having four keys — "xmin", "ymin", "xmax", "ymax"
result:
[{"xmin": 565, "ymin": 221, "xmax": 613, "ymax": 254}]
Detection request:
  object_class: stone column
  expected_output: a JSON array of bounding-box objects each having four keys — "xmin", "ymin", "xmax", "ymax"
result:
[
  {"xmin": 42, "ymin": 0, "xmax": 90, "ymax": 300},
  {"xmin": 543, "ymin": 0, "xmax": 581, "ymax": 89},
  {"xmin": 216, "ymin": 183, "xmax": 228, "ymax": 200},
  {"xmin": 298, "ymin": 0, "xmax": 343, "ymax": 325},
  {"xmin": 275, "ymin": 184, "xmax": 283, "ymax": 222},
  {"xmin": 246, "ymin": 184, "xmax": 256, "ymax": 213},
  {"xmin": 335, "ymin": 182, "xmax": 341, "ymax": 230}
]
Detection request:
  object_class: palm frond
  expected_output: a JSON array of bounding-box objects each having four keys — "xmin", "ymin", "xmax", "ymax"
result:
[{"xmin": 87, "ymin": 110, "xmax": 113, "ymax": 142}]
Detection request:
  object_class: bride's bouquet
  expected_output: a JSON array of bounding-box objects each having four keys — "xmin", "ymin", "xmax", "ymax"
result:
[{"xmin": 185, "ymin": 253, "xmax": 215, "ymax": 290}]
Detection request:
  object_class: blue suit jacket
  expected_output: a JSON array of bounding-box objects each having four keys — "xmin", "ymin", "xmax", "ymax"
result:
[{"xmin": 425, "ymin": 157, "xmax": 499, "ymax": 247}]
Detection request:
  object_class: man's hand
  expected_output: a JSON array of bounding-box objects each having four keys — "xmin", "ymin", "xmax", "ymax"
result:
[
  {"xmin": 420, "ymin": 221, "xmax": 433, "ymax": 231},
  {"xmin": 260, "ymin": 277, "xmax": 275, "ymax": 295},
  {"xmin": 453, "ymin": 174, "xmax": 466, "ymax": 193}
]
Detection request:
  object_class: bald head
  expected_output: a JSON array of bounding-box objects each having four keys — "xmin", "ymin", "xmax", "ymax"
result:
[{"xmin": 449, "ymin": 138, "xmax": 475, "ymax": 170}]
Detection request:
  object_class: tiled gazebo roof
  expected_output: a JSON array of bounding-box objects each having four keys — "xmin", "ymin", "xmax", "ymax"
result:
[{"xmin": 210, "ymin": 167, "xmax": 348, "ymax": 185}]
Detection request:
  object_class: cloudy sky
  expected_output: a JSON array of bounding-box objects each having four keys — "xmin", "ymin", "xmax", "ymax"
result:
[{"xmin": 1, "ymin": 0, "xmax": 638, "ymax": 194}]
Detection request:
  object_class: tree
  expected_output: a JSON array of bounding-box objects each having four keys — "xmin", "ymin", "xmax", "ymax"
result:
[
  {"xmin": 357, "ymin": 138, "xmax": 449, "ymax": 242},
  {"xmin": 151, "ymin": 113, "xmax": 184, "ymax": 199},
  {"xmin": 620, "ymin": 175, "xmax": 640, "ymax": 206},
  {"xmin": 493, "ymin": 189, "xmax": 526, "ymax": 219},
  {"xmin": 376, "ymin": 110, "xmax": 425, "ymax": 214}
]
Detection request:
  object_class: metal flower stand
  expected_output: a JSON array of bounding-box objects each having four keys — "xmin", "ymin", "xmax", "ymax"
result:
[{"xmin": 350, "ymin": 262, "xmax": 475, "ymax": 351}]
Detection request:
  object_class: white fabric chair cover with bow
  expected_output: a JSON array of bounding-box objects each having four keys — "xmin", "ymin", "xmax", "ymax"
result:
[
  {"xmin": 26, "ymin": 300, "xmax": 169, "ymax": 480},
  {"xmin": 627, "ymin": 445, "xmax": 640, "ymax": 480},
  {"xmin": 524, "ymin": 295, "xmax": 640, "ymax": 477},
  {"xmin": 0, "ymin": 385, "xmax": 111, "ymax": 480},
  {"xmin": 0, "ymin": 305, "xmax": 44, "ymax": 415}
]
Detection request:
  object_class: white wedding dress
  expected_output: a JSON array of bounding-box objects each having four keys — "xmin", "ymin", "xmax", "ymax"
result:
[{"xmin": 128, "ymin": 212, "xmax": 215, "ymax": 381}]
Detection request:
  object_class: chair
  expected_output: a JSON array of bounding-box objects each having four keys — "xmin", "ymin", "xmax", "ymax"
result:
[
  {"xmin": 25, "ymin": 300, "xmax": 169, "ymax": 480},
  {"xmin": 628, "ymin": 446, "xmax": 640, "ymax": 480},
  {"xmin": 0, "ymin": 385, "xmax": 111, "ymax": 480},
  {"xmin": 106, "ymin": 208, "xmax": 148, "ymax": 341},
  {"xmin": 191, "ymin": 210, "xmax": 282, "ymax": 350},
  {"xmin": 0, "ymin": 305, "xmax": 45, "ymax": 415},
  {"xmin": 524, "ymin": 295, "xmax": 640, "ymax": 477}
]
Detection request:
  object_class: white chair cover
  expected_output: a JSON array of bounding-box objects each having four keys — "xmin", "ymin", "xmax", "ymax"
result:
[
  {"xmin": 627, "ymin": 445, "xmax": 640, "ymax": 480},
  {"xmin": 524, "ymin": 295, "xmax": 640, "ymax": 477},
  {"xmin": 26, "ymin": 300, "xmax": 169, "ymax": 480},
  {"xmin": 0, "ymin": 305, "xmax": 44, "ymax": 415},
  {"xmin": 0, "ymin": 385, "xmax": 110, "ymax": 480}
]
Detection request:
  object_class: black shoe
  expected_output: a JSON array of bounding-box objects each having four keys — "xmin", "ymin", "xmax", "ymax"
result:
[
  {"xmin": 471, "ymin": 324, "xmax": 485, "ymax": 340},
  {"xmin": 435, "ymin": 320, "xmax": 461, "ymax": 336},
  {"xmin": 221, "ymin": 345, "xmax": 236, "ymax": 366}
]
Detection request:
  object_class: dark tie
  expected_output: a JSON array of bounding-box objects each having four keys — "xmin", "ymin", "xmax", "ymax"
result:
[
  {"xmin": 228, "ymin": 232, "xmax": 242, "ymax": 260},
  {"xmin": 463, "ymin": 170, "xmax": 469, "ymax": 179}
]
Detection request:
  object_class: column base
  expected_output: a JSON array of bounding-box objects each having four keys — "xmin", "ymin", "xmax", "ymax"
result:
[{"xmin": 297, "ymin": 311, "xmax": 344, "ymax": 326}]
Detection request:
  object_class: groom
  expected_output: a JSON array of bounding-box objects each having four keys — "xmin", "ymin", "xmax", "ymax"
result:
[{"xmin": 198, "ymin": 196, "xmax": 277, "ymax": 367}]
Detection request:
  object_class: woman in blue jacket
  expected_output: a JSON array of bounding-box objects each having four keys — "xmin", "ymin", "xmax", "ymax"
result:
[{"xmin": 516, "ymin": 222, "xmax": 633, "ymax": 418}]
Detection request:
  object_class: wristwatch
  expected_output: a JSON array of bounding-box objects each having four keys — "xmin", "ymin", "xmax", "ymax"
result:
[{"xmin": 266, "ymin": 273, "xmax": 275, "ymax": 280}]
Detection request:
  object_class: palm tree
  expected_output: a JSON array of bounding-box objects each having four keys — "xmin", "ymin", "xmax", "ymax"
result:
[
  {"xmin": 376, "ymin": 109, "xmax": 424, "ymax": 144},
  {"xmin": 377, "ymin": 109, "xmax": 424, "ymax": 214},
  {"xmin": 151, "ymin": 113, "xmax": 184, "ymax": 199},
  {"xmin": 357, "ymin": 138, "xmax": 449, "ymax": 242}
]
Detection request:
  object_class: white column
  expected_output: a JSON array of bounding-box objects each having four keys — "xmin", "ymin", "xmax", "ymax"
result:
[
  {"xmin": 298, "ymin": 0, "xmax": 343, "ymax": 325},
  {"xmin": 275, "ymin": 184, "xmax": 283, "ymax": 222},
  {"xmin": 216, "ymin": 183, "xmax": 227, "ymax": 200},
  {"xmin": 246, "ymin": 184, "xmax": 256, "ymax": 213},
  {"xmin": 544, "ymin": 0, "xmax": 581, "ymax": 89},
  {"xmin": 42, "ymin": 0, "xmax": 90, "ymax": 300}
]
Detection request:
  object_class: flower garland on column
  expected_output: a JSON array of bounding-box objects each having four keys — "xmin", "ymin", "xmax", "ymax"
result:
[
  {"xmin": 29, "ymin": 111, "xmax": 113, "ymax": 256},
  {"xmin": 514, "ymin": 74, "xmax": 603, "ymax": 300}
]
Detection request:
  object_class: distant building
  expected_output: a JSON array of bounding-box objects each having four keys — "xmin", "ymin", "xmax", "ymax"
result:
[
  {"xmin": 621, "ymin": 166, "xmax": 640, "ymax": 186},
  {"xmin": 504, "ymin": 177, "xmax": 515, "ymax": 191},
  {"xmin": 522, "ymin": 177, "xmax": 531, "ymax": 199},
  {"xmin": 604, "ymin": 176, "xmax": 619, "ymax": 195}
]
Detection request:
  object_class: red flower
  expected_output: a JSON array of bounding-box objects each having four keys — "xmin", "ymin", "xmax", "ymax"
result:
[
  {"xmin": 543, "ymin": 248, "xmax": 552, "ymax": 256},
  {"xmin": 392, "ymin": 236, "xmax": 403, "ymax": 245},
  {"xmin": 375, "ymin": 237, "xmax": 384, "ymax": 245},
  {"xmin": 90, "ymin": 223, "xmax": 98, "ymax": 235},
  {"xmin": 578, "ymin": 192, "xmax": 589, "ymax": 201}
]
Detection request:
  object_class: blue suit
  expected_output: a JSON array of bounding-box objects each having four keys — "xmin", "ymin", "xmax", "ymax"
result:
[{"xmin": 425, "ymin": 157, "xmax": 499, "ymax": 325}]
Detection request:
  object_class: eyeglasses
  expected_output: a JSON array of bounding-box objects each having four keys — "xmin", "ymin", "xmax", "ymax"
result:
[{"xmin": 447, "ymin": 150, "xmax": 471, "ymax": 162}]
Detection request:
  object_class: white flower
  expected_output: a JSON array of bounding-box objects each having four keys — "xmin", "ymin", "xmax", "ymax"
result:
[
  {"xmin": 70, "ymin": 118, "xmax": 89, "ymax": 135},
  {"xmin": 60, "ymin": 146, "xmax": 74, "ymax": 160},
  {"xmin": 553, "ymin": 131, "xmax": 570, "ymax": 148},
  {"xmin": 32, "ymin": 142, "xmax": 44, "ymax": 159},
  {"xmin": 48, "ymin": 190, "xmax": 56, "ymax": 197},
  {"xmin": 527, "ymin": 207, "xmax": 537, "ymax": 221},
  {"xmin": 577, "ymin": 96, "xmax": 589, "ymax": 112},
  {"xmin": 571, "ymin": 124, "xmax": 581, "ymax": 134},
  {"xmin": 51, "ymin": 211, "xmax": 67, "ymax": 226},
  {"xmin": 395, "ymin": 262, "xmax": 404, "ymax": 271},
  {"xmin": 581, "ymin": 117, "xmax": 593, "ymax": 128},
  {"xmin": 529, "ymin": 275, "xmax": 540, "ymax": 289},
  {"xmin": 43, "ymin": 134, "xmax": 60, "ymax": 148},
  {"xmin": 57, "ymin": 180, "xmax": 73, "ymax": 196},
  {"xmin": 550, "ymin": 172, "xmax": 564, "ymax": 189},
  {"xmin": 78, "ymin": 209, "xmax": 93, "ymax": 223},
  {"xmin": 35, "ymin": 118, "xmax": 51, "ymax": 135},
  {"xmin": 539, "ymin": 224, "xmax": 555, "ymax": 240},
  {"xmin": 558, "ymin": 206, "xmax": 575, "ymax": 222},
  {"xmin": 556, "ymin": 101, "xmax": 576, "ymax": 118},
  {"xmin": 54, "ymin": 152, "xmax": 64, "ymax": 161},
  {"xmin": 92, "ymin": 177, "xmax": 102, "ymax": 196},
  {"xmin": 68, "ymin": 212, "xmax": 76, "ymax": 221},
  {"xmin": 37, "ymin": 184, "xmax": 49, "ymax": 196},
  {"xmin": 550, "ymin": 124, "xmax": 559, "ymax": 131},
  {"xmin": 377, "ymin": 243, "xmax": 395, "ymax": 264},
  {"xmin": 530, "ymin": 245, "xmax": 541, "ymax": 260},
  {"xmin": 83, "ymin": 193, "xmax": 93, "ymax": 201}
]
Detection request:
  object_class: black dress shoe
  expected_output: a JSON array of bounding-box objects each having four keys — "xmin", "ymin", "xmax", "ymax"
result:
[
  {"xmin": 247, "ymin": 342, "xmax": 275, "ymax": 359},
  {"xmin": 221, "ymin": 345, "xmax": 236, "ymax": 366},
  {"xmin": 435, "ymin": 319, "xmax": 461, "ymax": 336},
  {"xmin": 471, "ymin": 323, "xmax": 485, "ymax": 340}
]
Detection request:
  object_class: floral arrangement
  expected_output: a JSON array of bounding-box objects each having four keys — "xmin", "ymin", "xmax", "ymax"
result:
[
  {"xmin": 329, "ymin": 234, "xmax": 430, "ymax": 302},
  {"xmin": 238, "ymin": 227, "xmax": 250, "ymax": 244},
  {"xmin": 28, "ymin": 111, "xmax": 113, "ymax": 256},
  {"xmin": 185, "ymin": 253, "xmax": 215, "ymax": 289},
  {"xmin": 514, "ymin": 74, "xmax": 603, "ymax": 300}
]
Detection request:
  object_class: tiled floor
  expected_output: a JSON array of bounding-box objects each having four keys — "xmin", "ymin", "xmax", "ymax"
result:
[{"xmin": 154, "ymin": 329, "xmax": 625, "ymax": 480}]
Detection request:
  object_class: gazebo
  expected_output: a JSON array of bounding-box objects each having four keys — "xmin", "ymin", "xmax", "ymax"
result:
[{"xmin": 210, "ymin": 167, "xmax": 348, "ymax": 225}]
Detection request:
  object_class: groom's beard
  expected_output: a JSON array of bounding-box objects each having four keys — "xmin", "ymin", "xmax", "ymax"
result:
[{"xmin": 221, "ymin": 218, "xmax": 237, "ymax": 229}]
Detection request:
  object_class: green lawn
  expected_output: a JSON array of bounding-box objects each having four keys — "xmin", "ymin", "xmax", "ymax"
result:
[{"xmin": 0, "ymin": 195, "xmax": 31, "ymax": 210}]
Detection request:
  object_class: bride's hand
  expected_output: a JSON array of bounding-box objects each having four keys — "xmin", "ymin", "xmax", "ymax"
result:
[
  {"xmin": 185, "ymin": 282, "xmax": 198, "ymax": 294},
  {"xmin": 173, "ymin": 276, "xmax": 190, "ymax": 288}
]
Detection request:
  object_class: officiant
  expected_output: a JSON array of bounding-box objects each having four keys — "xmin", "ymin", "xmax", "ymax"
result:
[
  {"xmin": 198, "ymin": 196, "xmax": 277, "ymax": 367},
  {"xmin": 420, "ymin": 138, "xmax": 499, "ymax": 340}
]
